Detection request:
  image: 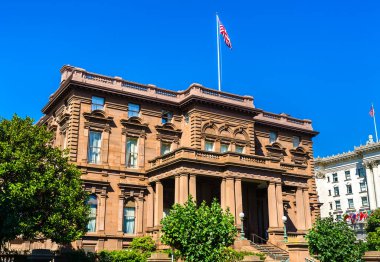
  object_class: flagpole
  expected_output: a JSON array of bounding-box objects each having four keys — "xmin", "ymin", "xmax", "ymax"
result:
[
  {"xmin": 216, "ymin": 14, "xmax": 221, "ymax": 91},
  {"xmin": 373, "ymin": 103, "xmax": 379, "ymax": 142}
]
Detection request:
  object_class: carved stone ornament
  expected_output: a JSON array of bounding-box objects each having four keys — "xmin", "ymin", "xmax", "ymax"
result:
[{"xmin": 315, "ymin": 171, "xmax": 325, "ymax": 179}]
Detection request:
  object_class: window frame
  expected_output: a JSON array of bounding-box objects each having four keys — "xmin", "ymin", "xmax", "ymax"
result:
[
  {"xmin": 346, "ymin": 184, "xmax": 353, "ymax": 194},
  {"xmin": 91, "ymin": 96, "xmax": 105, "ymax": 111},
  {"xmin": 128, "ymin": 103, "xmax": 140, "ymax": 118},
  {"xmin": 269, "ymin": 131, "xmax": 278, "ymax": 144},
  {"xmin": 335, "ymin": 200, "xmax": 341, "ymax": 210},
  {"xmin": 345, "ymin": 170, "xmax": 351, "ymax": 180},
  {"xmin": 220, "ymin": 143, "xmax": 230, "ymax": 153},
  {"xmin": 292, "ymin": 136, "xmax": 301, "ymax": 148},
  {"xmin": 348, "ymin": 198, "xmax": 354, "ymax": 209},
  {"xmin": 332, "ymin": 173, "xmax": 338, "ymax": 183},
  {"xmin": 88, "ymin": 130, "xmax": 102, "ymax": 164},
  {"xmin": 334, "ymin": 186, "xmax": 340, "ymax": 196},
  {"xmin": 160, "ymin": 141, "xmax": 172, "ymax": 155},
  {"xmin": 126, "ymin": 137, "xmax": 139, "ymax": 168},
  {"xmin": 161, "ymin": 110, "xmax": 173, "ymax": 124},
  {"xmin": 205, "ymin": 140, "xmax": 215, "ymax": 152},
  {"xmin": 362, "ymin": 196, "xmax": 369, "ymax": 206}
]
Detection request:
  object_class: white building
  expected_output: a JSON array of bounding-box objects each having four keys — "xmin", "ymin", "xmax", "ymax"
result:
[{"xmin": 315, "ymin": 136, "xmax": 380, "ymax": 238}]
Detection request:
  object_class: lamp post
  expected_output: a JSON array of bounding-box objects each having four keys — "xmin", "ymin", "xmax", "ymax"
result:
[
  {"xmin": 239, "ymin": 212, "xmax": 246, "ymax": 240},
  {"xmin": 282, "ymin": 215, "xmax": 288, "ymax": 243}
]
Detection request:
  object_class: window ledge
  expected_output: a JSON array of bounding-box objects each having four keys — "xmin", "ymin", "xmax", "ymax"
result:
[{"xmin": 346, "ymin": 193, "xmax": 353, "ymax": 195}]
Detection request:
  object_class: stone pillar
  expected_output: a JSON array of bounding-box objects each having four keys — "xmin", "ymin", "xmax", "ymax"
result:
[
  {"xmin": 267, "ymin": 182, "xmax": 278, "ymax": 228},
  {"xmin": 154, "ymin": 181, "xmax": 163, "ymax": 227},
  {"xmin": 137, "ymin": 197, "xmax": 144, "ymax": 234},
  {"xmin": 117, "ymin": 194, "xmax": 124, "ymax": 232},
  {"xmin": 225, "ymin": 177, "xmax": 236, "ymax": 220},
  {"xmin": 286, "ymin": 242, "xmax": 311, "ymax": 262},
  {"xmin": 174, "ymin": 175, "xmax": 180, "ymax": 204},
  {"xmin": 235, "ymin": 178, "xmax": 243, "ymax": 225},
  {"xmin": 296, "ymin": 187, "xmax": 306, "ymax": 231},
  {"xmin": 179, "ymin": 173, "xmax": 189, "ymax": 204},
  {"xmin": 147, "ymin": 185, "xmax": 154, "ymax": 229},
  {"xmin": 221, "ymin": 178, "xmax": 226, "ymax": 209},
  {"xmin": 189, "ymin": 174, "xmax": 197, "ymax": 201},
  {"xmin": 138, "ymin": 133, "xmax": 146, "ymax": 168},
  {"xmin": 365, "ymin": 162, "xmax": 378, "ymax": 209},
  {"xmin": 303, "ymin": 189, "xmax": 312, "ymax": 229},
  {"xmin": 275, "ymin": 183, "xmax": 284, "ymax": 228},
  {"xmin": 101, "ymin": 129, "xmax": 110, "ymax": 164},
  {"xmin": 372, "ymin": 162, "xmax": 380, "ymax": 208},
  {"xmin": 98, "ymin": 187, "xmax": 107, "ymax": 232}
]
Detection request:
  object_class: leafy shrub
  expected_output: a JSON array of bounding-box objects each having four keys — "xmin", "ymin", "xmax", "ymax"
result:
[
  {"xmin": 60, "ymin": 249, "xmax": 96, "ymax": 262},
  {"xmin": 130, "ymin": 236, "xmax": 156, "ymax": 253},
  {"xmin": 98, "ymin": 249, "xmax": 148, "ymax": 262},
  {"xmin": 366, "ymin": 209, "xmax": 380, "ymax": 251}
]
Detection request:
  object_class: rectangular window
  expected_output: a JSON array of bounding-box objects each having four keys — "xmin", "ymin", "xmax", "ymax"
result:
[
  {"xmin": 126, "ymin": 138, "xmax": 138, "ymax": 168},
  {"xmin": 128, "ymin": 103, "xmax": 140, "ymax": 118},
  {"xmin": 123, "ymin": 206, "xmax": 135, "ymax": 234},
  {"xmin": 335, "ymin": 200, "xmax": 341, "ymax": 210},
  {"xmin": 220, "ymin": 143, "xmax": 229, "ymax": 153},
  {"xmin": 161, "ymin": 142, "xmax": 171, "ymax": 155},
  {"xmin": 205, "ymin": 141, "xmax": 214, "ymax": 152},
  {"xmin": 346, "ymin": 184, "xmax": 352, "ymax": 194},
  {"xmin": 334, "ymin": 187, "xmax": 339, "ymax": 196},
  {"xmin": 88, "ymin": 131, "xmax": 101, "ymax": 164},
  {"xmin": 292, "ymin": 136, "xmax": 300, "ymax": 148},
  {"xmin": 345, "ymin": 170, "xmax": 351, "ymax": 180},
  {"xmin": 348, "ymin": 199, "xmax": 354, "ymax": 209},
  {"xmin": 362, "ymin": 196, "xmax": 369, "ymax": 206},
  {"xmin": 91, "ymin": 96, "xmax": 105, "ymax": 111},
  {"xmin": 329, "ymin": 202, "xmax": 333, "ymax": 210},
  {"xmin": 269, "ymin": 131, "xmax": 277, "ymax": 143},
  {"xmin": 360, "ymin": 182, "xmax": 367, "ymax": 192},
  {"xmin": 235, "ymin": 145, "xmax": 244, "ymax": 154},
  {"xmin": 332, "ymin": 173, "xmax": 338, "ymax": 182},
  {"xmin": 358, "ymin": 168, "xmax": 365, "ymax": 178},
  {"xmin": 328, "ymin": 190, "xmax": 331, "ymax": 196},
  {"xmin": 336, "ymin": 215, "xmax": 342, "ymax": 221},
  {"xmin": 162, "ymin": 110, "xmax": 173, "ymax": 124},
  {"xmin": 327, "ymin": 176, "xmax": 330, "ymax": 183}
]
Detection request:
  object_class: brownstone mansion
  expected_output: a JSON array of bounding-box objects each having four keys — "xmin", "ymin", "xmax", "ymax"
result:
[{"xmin": 17, "ymin": 65, "xmax": 319, "ymax": 251}]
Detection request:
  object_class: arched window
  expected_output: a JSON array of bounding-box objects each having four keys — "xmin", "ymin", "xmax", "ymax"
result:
[
  {"xmin": 87, "ymin": 194, "xmax": 97, "ymax": 232},
  {"xmin": 123, "ymin": 200, "xmax": 136, "ymax": 234}
]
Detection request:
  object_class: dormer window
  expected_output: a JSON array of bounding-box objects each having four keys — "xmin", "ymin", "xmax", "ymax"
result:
[
  {"xmin": 91, "ymin": 96, "xmax": 104, "ymax": 111},
  {"xmin": 269, "ymin": 131, "xmax": 277, "ymax": 143},
  {"xmin": 162, "ymin": 110, "xmax": 173, "ymax": 124},
  {"xmin": 128, "ymin": 103, "xmax": 140, "ymax": 118}
]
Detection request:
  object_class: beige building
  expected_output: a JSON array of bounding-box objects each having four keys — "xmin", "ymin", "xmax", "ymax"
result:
[{"xmin": 30, "ymin": 65, "xmax": 318, "ymax": 251}]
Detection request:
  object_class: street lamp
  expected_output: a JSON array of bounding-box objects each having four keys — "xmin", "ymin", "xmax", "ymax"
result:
[
  {"xmin": 282, "ymin": 215, "xmax": 288, "ymax": 243},
  {"xmin": 239, "ymin": 212, "xmax": 246, "ymax": 240}
]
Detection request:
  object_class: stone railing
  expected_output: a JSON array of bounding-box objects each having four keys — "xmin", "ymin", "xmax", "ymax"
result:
[
  {"xmin": 148, "ymin": 147, "xmax": 308, "ymax": 175},
  {"xmin": 58, "ymin": 65, "xmax": 254, "ymax": 108},
  {"xmin": 255, "ymin": 112, "xmax": 313, "ymax": 131}
]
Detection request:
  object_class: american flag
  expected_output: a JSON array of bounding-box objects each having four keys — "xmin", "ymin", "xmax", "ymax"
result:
[
  {"xmin": 370, "ymin": 105, "xmax": 375, "ymax": 117},
  {"xmin": 219, "ymin": 18, "xmax": 232, "ymax": 49}
]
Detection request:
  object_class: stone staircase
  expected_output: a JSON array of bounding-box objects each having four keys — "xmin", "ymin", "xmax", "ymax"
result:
[{"xmin": 250, "ymin": 242, "xmax": 289, "ymax": 261}]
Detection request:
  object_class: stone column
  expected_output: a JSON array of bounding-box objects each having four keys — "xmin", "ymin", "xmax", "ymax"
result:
[
  {"xmin": 138, "ymin": 133, "xmax": 146, "ymax": 168},
  {"xmin": 275, "ymin": 183, "xmax": 284, "ymax": 228},
  {"xmin": 221, "ymin": 178, "xmax": 226, "ymax": 209},
  {"xmin": 364, "ymin": 161, "xmax": 378, "ymax": 209},
  {"xmin": 147, "ymin": 185, "xmax": 154, "ymax": 229},
  {"xmin": 267, "ymin": 182, "xmax": 279, "ymax": 228},
  {"xmin": 296, "ymin": 187, "xmax": 306, "ymax": 231},
  {"xmin": 179, "ymin": 173, "xmax": 189, "ymax": 204},
  {"xmin": 234, "ymin": 178, "xmax": 243, "ymax": 225},
  {"xmin": 372, "ymin": 162, "xmax": 380, "ymax": 208},
  {"xmin": 137, "ymin": 197, "xmax": 144, "ymax": 234},
  {"xmin": 225, "ymin": 177, "xmax": 236, "ymax": 220},
  {"xmin": 174, "ymin": 175, "xmax": 180, "ymax": 204},
  {"xmin": 154, "ymin": 181, "xmax": 163, "ymax": 227},
  {"xmin": 98, "ymin": 187, "xmax": 107, "ymax": 232},
  {"xmin": 117, "ymin": 194, "xmax": 124, "ymax": 232},
  {"xmin": 189, "ymin": 174, "xmax": 197, "ymax": 201},
  {"xmin": 303, "ymin": 189, "xmax": 312, "ymax": 229}
]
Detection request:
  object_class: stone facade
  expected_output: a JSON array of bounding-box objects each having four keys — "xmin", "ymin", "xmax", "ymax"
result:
[
  {"xmin": 24, "ymin": 65, "xmax": 318, "ymax": 251},
  {"xmin": 315, "ymin": 136, "xmax": 380, "ymax": 239}
]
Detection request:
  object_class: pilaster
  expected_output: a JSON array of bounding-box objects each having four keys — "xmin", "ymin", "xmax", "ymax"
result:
[{"xmin": 154, "ymin": 181, "xmax": 163, "ymax": 227}]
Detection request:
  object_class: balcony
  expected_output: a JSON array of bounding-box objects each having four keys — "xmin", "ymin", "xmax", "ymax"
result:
[{"xmin": 147, "ymin": 147, "xmax": 309, "ymax": 176}]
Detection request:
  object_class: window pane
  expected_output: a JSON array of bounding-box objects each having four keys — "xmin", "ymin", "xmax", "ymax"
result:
[
  {"xmin": 205, "ymin": 141, "xmax": 214, "ymax": 152},
  {"xmin": 161, "ymin": 142, "xmax": 171, "ymax": 155},
  {"xmin": 123, "ymin": 206, "xmax": 135, "ymax": 234},
  {"xmin": 92, "ymin": 96, "xmax": 104, "ymax": 111},
  {"xmin": 334, "ymin": 187, "xmax": 339, "ymax": 196},
  {"xmin": 162, "ymin": 111, "xmax": 173, "ymax": 124},
  {"xmin": 126, "ymin": 138, "xmax": 138, "ymax": 168},
  {"xmin": 221, "ymin": 143, "xmax": 229, "ymax": 153},
  {"xmin": 347, "ymin": 185, "xmax": 352, "ymax": 194},
  {"xmin": 87, "ymin": 195, "xmax": 97, "ymax": 232},
  {"xmin": 293, "ymin": 136, "xmax": 300, "ymax": 148},
  {"xmin": 348, "ymin": 199, "xmax": 354, "ymax": 208},
  {"xmin": 235, "ymin": 145, "xmax": 244, "ymax": 154},
  {"xmin": 362, "ymin": 197, "xmax": 368, "ymax": 206},
  {"xmin": 88, "ymin": 131, "xmax": 101, "ymax": 163},
  {"xmin": 128, "ymin": 103, "xmax": 140, "ymax": 118},
  {"xmin": 335, "ymin": 200, "xmax": 341, "ymax": 209},
  {"xmin": 269, "ymin": 132, "xmax": 277, "ymax": 143}
]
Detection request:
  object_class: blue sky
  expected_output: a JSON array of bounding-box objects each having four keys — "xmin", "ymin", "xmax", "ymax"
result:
[{"xmin": 1, "ymin": 0, "xmax": 380, "ymax": 157}]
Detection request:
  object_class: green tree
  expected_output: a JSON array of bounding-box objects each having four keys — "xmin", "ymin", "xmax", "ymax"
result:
[
  {"xmin": 306, "ymin": 217, "xmax": 364, "ymax": 262},
  {"xmin": 366, "ymin": 209, "xmax": 380, "ymax": 251},
  {"xmin": 0, "ymin": 115, "xmax": 89, "ymax": 246},
  {"xmin": 161, "ymin": 197, "xmax": 237, "ymax": 262}
]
